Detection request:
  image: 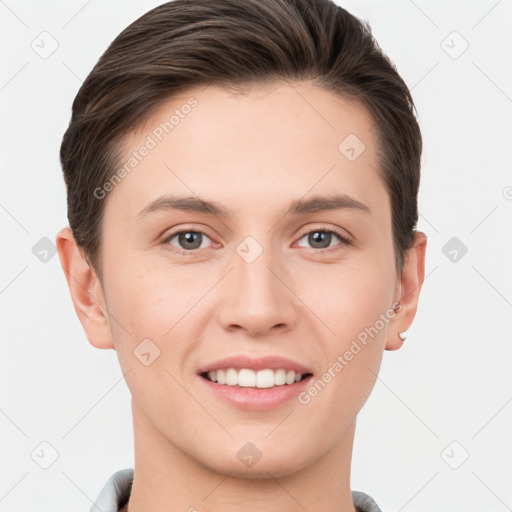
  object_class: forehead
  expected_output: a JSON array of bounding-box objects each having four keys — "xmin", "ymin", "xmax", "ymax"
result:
[{"xmin": 105, "ymin": 81, "xmax": 386, "ymax": 222}]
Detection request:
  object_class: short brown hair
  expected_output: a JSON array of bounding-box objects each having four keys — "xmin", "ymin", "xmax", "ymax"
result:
[{"xmin": 60, "ymin": 0, "xmax": 422, "ymax": 277}]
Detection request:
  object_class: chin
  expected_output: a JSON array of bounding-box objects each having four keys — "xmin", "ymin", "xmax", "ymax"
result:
[{"xmin": 196, "ymin": 448, "xmax": 312, "ymax": 480}]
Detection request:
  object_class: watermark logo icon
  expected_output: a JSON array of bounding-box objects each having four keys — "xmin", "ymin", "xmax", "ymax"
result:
[
  {"xmin": 502, "ymin": 186, "xmax": 512, "ymax": 200},
  {"xmin": 441, "ymin": 31, "xmax": 469, "ymax": 60},
  {"xmin": 31, "ymin": 31, "xmax": 59, "ymax": 59},
  {"xmin": 134, "ymin": 338, "xmax": 161, "ymax": 366},
  {"xmin": 442, "ymin": 236, "xmax": 468, "ymax": 263},
  {"xmin": 237, "ymin": 442, "xmax": 262, "ymax": 468},
  {"xmin": 236, "ymin": 236, "xmax": 263, "ymax": 264},
  {"xmin": 440, "ymin": 440, "xmax": 469, "ymax": 469},
  {"xmin": 338, "ymin": 134, "xmax": 366, "ymax": 161},
  {"xmin": 32, "ymin": 237, "xmax": 57, "ymax": 263},
  {"xmin": 31, "ymin": 441, "xmax": 59, "ymax": 469}
]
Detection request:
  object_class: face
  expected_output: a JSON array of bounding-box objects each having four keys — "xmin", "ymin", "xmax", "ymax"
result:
[{"xmin": 83, "ymin": 82, "xmax": 406, "ymax": 477}]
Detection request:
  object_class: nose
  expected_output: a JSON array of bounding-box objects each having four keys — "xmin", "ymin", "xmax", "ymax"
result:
[{"xmin": 217, "ymin": 241, "xmax": 297, "ymax": 337}]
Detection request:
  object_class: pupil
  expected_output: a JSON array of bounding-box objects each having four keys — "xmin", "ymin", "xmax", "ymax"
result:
[
  {"xmin": 180, "ymin": 232, "xmax": 201, "ymax": 249},
  {"xmin": 309, "ymin": 231, "xmax": 330, "ymax": 248}
]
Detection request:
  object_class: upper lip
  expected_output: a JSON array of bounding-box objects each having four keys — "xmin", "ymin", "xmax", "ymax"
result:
[{"xmin": 197, "ymin": 355, "xmax": 313, "ymax": 375}]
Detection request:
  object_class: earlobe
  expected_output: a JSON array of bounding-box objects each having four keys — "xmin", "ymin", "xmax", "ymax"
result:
[
  {"xmin": 385, "ymin": 231, "xmax": 427, "ymax": 351},
  {"xmin": 56, "ymin": 227, "xmax": 115, "ymax": 350}
]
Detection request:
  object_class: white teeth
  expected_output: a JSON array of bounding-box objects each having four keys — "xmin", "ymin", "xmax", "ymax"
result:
[
  {"xmin": 204, "ymin": 368, "xmax": 306, "ymax": 388},
  {"xmin": 274, "ymin": 369, "xmax": 286, "ymax": 385},
  {"xmin": 238, "ymin": 369, "xmax": 256, "ymax": 387},
  {"xmin": 226, "ymin": 368, "xmax": 238, "ymax": 386},
  {"xmin": 256, "ymin": 369, "xmax": 274, "ymax": 388},
  {"xmin": 216, "ymin": 369, "xmax": 226, "ymax": 385}
]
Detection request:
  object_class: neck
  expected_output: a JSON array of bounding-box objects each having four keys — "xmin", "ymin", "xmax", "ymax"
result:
[{"xmin": 124, "ymin": 401, "xmax": 358, "ymax": 512}]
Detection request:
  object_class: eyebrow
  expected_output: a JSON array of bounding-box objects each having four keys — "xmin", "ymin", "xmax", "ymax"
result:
[{"xmin": 136, "ymin": 193, "xmax": 370, "ymax": 220}]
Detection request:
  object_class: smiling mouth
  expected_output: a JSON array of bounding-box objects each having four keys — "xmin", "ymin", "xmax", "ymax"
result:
[{"xmin": 200, "ymin": 368, "xmax": 313, "ymax": 389}]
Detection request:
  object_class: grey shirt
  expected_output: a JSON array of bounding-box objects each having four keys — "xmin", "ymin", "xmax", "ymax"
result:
[{"xmin": 90, "ymin": 468, "xmax": 383, "ymax": 512}]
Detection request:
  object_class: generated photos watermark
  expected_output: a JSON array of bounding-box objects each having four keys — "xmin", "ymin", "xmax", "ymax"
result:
[{"xmin": 298, "ymin": 301, "xmax": 400, "ymax": 405}]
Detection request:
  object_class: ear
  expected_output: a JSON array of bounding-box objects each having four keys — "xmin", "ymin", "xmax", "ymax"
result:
[
  {"xmin": 56, "ymin": 227, "xmax": 114, "ymax": 349},
  {"xmin": 385, "ymin": 231, "xmax": 427, "ymax": 351}
]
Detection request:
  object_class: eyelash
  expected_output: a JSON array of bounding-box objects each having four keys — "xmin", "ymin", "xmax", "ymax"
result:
[{"xmin": 162, "ymin": 227, "xmax": 352, "ymax": 254}]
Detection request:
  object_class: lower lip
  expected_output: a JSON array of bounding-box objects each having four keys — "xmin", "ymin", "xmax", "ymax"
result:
[{"xmin": 198, "ymin": 374, "xmax": 313, "ymax": 411}]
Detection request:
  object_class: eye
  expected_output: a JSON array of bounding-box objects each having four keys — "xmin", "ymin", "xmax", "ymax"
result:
[
  {"xmin": 162, "ymin": 227, "xmax": 351, "ymax": 254},
  {"xmin": 164, "ymin": 229, "xmax": 213, "ymax": 251},
  {"xmin": 296, "ymin": 228, "xmax": 351, "ymax": 250}
]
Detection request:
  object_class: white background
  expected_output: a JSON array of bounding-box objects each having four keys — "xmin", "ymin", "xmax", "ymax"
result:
[{"xmin": 0, "ymin": 1, "xmax": 511, "ymax": 511}]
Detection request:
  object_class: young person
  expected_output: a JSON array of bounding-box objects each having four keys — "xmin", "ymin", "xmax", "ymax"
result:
[{"xmin": 56, "ymin": 1, "xmax": 427, "ymax": 510}]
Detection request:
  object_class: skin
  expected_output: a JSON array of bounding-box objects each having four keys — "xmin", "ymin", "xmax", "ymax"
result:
[{"xmin": 57, "ymin": 82, "xmax": 427, "ymax": 512}]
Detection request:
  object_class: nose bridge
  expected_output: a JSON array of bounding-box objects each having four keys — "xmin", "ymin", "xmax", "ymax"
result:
[
  {"xmin": 235, "ymin": 237, "xmax": 284, "ymax": 307},
  {"xmin": 220, "ymin": 235, "xmax": 294, "ymax": 333}
]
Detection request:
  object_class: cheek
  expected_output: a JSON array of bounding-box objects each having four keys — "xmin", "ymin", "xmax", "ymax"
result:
[
  {"xmin": 102, "ymin": 262, "xmax": 204, "ymax": 412},
  {"xmin": 102, "ymin": 259, "xmax": 200, "ymax": 357},
  {"xmin": 296, "ymin": 285, "xmax": 389, "ymax": 430},
  {"xmin": 107, "ymin": 255, "xmax": 199, "ymax": 316},
  {"xmin": 102, "ymin": 258, "xmax": 231, "ymax": 396},
  {"xmin": 292, "ymin": 255, "xmax": 395, "ymax": 334},
  {"xmin": 292, "ymin": 257, "xmax": 394, "ymax": 397}
]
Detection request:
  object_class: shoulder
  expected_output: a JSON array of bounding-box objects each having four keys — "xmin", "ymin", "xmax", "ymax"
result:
[
  {"xmin": 89, "ymin": 468, "xmax": 134, "ymax": 512},
  {"xmin": 352, "ymin": 490, "xmax": 384, "ymax": 512}
]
